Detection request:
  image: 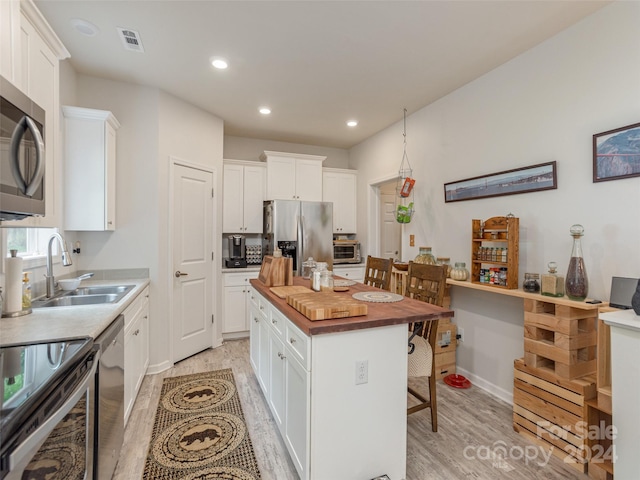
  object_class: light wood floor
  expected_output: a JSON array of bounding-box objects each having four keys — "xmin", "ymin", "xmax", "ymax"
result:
[{"xmin": 114, "ymin": 339, "xmax": 589, "ymax": 480}]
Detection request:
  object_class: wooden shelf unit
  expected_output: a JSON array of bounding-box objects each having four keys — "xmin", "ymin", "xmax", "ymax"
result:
[
  {"xmin": 513, "ymin": 358, "xmax": 596, "ymax": 473},
  {"xmin": 471, "ymin": 216, "xmax": 519, "ymax": 289}
]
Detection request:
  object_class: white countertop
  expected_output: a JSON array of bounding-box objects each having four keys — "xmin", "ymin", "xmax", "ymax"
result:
[
  {"xmin": 0, "ymin": 278, "xmax": 150, "ymax": 346},
  {"xmin": 601, "ymin": 308, "xmax": 640, "ymax": 333}
]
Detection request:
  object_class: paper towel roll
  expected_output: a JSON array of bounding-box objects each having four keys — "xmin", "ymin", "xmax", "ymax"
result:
[{"xmin": 5, "ymin": 254, "xmax": 23, "ymax": 313}]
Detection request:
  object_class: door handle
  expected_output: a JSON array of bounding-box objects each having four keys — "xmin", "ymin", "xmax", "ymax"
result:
[{"xmin": 175, "ymin": 271, "xmax": 188, "ymax": 278}]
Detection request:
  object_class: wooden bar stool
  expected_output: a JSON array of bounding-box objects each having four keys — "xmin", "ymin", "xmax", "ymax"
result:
[
  {"xmin": 363, "ymin": 255, "xmax": 394, "ymax": 291},
  {"xmin": 405, "ymin": 262, "xmax": 447, "ymax": 432}
]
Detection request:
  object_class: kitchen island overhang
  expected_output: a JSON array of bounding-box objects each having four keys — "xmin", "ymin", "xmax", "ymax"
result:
[{"xmin": 249, "ymin": 277, "xmax": 453, "ymax": 480}]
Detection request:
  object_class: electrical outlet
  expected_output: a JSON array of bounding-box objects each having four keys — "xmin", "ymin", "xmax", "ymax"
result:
[
  {"xmin": 355, "ymin": 360, "xmax": 368, "ymax": 385},
  {"xmin": 458, "ymin": 327, "xmax": 464, "ymax": 343}
]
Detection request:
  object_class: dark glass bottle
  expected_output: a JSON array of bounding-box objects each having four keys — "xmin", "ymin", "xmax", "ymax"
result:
[{"xmin": 565, "ymin": 224, "xmax": 588, "ymax": 301}]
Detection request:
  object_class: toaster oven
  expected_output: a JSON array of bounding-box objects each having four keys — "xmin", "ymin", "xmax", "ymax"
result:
[{"xmin": 333, "ymin": 240, "xmax": 361, "ymax": 264}]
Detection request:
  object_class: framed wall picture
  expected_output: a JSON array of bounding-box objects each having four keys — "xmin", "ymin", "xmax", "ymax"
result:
[
  {"xmin": 593, "ymin": 122, "xmax": 640, "ymax": 182},
  {"xmin": 444, "ymin": 161, "xmax": 557, "ymax": 203}
]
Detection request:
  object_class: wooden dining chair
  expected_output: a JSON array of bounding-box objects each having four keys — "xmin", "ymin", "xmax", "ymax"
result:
[
  {"xmin": 405, "ymin": 261, "xmax": 447, "ymax": 432},
  {"xmin": 363, "ymin": 255, "xmax": 394, "ymax": 291}
]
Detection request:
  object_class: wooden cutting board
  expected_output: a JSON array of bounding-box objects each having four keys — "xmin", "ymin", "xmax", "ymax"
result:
[
  {"xmin": 287, "ymin": 292, "xmax": 368, "ymax": 320},
  {"xmin": 258, "ymin": 256, "xmax": 293, "ymax": 286},
  {"xmin": 269, "ymin": 285, "xmax": 313, "ymax": 299}
]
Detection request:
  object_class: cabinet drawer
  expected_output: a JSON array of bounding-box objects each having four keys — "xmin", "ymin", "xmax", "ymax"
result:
[
  {"xmin": 249, "ymin": 287, "xmax": 268, "ymax": 319},
  {"xmin": 223, "ymin": 271, "xmax": 259, "ymax": 286},
  {"xmin": 269, "ymin": 308, "xmax": 286, "ymax": 341},
  {"xmin": 286, "ymin": 321, "xmax": 310, "ymax": 370},
  {"xmin": 123, "ymin": 286, "xmax": 149, "ymax": 330}
]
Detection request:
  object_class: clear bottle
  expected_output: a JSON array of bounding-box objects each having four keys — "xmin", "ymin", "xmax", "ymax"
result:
[
  {"xmin": 301, "ymin": 257, "xmax": 316, "ymax": 279},
  {"xmin": 436, "ymin": 257, "xmax": 451, "ymax": 277},
  {"xmin": 312, "ymin": 262, "xmax": 328, "ymax": 292},
  {"xmin": 565, "ymin": 225, "xmax": 588, "ymax": 301},
  {"xmin": 414, "ymin": 246, "xmax": 436, "ymax": 264},
  {"xmin": 320, "ymin": 270, "xmax": 334, "ymax": 292},
  {"xmin": 541, "ymin": 261, "xmax": 564, "ymax": 297},
  {"xmin": 22, "ymin": 272, "xmax": 32, "ymax": 309}
]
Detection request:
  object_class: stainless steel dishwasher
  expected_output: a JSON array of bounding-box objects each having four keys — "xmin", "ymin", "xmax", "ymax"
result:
[{"xmin": 94, "ymin": 315, "xmax": 124, "ymax": 480}]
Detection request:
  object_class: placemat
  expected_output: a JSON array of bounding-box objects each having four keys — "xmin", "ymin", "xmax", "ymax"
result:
[{"xmin": 352, "ymin": 291, "xmax": 404, "ymax": 303}]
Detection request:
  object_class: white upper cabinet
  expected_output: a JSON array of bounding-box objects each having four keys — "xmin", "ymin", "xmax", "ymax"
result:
[
  {"xmin": 322, "ymin": 169, "xmax": 357, "ymax": 234},
  {"xmin": 1, "ymin": 0, "xmax": 69, "ymax": 227},
  {"xmin": 261, "ymin": 151, "xmax": 325, "ymax": 202},
  {"xmin": 223, "ymin": 160, "xmax": 266, "ymax": 234},
  {"xmin": 63, "ymin": 106, "xmax": 120, "ymax": 231}
]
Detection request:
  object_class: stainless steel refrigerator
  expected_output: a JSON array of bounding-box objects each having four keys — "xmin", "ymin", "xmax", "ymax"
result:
[{"xmin": 263, "ymin": 199, "xmax": 333, "ymax": 275}]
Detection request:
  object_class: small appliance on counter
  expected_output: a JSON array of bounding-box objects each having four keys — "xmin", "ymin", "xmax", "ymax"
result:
[
  {"xmin": 333, "ymin": 239, "xmax": 361, "ymax": 264},
  {"xmin": 226, "ymin": 234, "xmax": 247, "ymax": 268}
]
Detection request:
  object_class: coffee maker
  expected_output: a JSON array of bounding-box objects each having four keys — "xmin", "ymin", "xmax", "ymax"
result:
[{"xmin": 225, "ymin": 235, "xmax": 247, "ymax": 268}]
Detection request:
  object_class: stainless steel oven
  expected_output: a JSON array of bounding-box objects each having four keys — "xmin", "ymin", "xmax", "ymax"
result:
[
  {"xmin": 0, "ymin": 75, "xmax": 46, "ymax": 221},
  {"xmin": 0, "ymin": 337, "xmax": 96, "ymax": 480},
  {"xmin": 333, "ymin": 240, "xmax": 361, "ymax": 264}
]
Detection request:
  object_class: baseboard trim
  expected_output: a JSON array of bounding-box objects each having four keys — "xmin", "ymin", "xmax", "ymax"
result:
[
  {"xmin": 147, "ymin": 360, "xmax": 172, "ymax": 375},
  {"xmin": 455, "ymin": 366, "xmax": 513, "ymax": 405}
]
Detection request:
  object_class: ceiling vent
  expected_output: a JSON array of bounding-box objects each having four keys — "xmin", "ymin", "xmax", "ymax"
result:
[{"xmin": 116, "ymin": 27, "xmax": 144, "ymax": 53}]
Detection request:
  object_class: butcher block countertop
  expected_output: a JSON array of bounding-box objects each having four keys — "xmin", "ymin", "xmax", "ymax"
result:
[{"xmin": 250, "ymin": 276, "xmax": 454, "ymax": 336}]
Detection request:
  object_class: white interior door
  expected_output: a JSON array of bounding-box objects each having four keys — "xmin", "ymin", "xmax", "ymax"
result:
[
  {"xmin": 172, "ymin": 162, "xmax": 214, "ymax": 363},
  {"xmin": 380, "ymin": 192, "xmax": 401, "ymax": 260}
]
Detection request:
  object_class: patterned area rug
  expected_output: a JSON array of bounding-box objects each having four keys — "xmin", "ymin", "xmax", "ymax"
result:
[{"xmin": 143, "ymin": 369, "xmax": 261, "ymax": 479}]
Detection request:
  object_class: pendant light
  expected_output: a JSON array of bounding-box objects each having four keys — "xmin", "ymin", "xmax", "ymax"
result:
[{"xmin": 396, "ymin": 108, "xmax": 415, "ymax": 223}]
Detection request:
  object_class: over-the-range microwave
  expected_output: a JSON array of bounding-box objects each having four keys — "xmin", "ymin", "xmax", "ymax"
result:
[
  {"xmin": 0, "ymin": 75, "xmax": 46, "ymax": 221},
  {"xmin": 333, "ymin": 240, "xmax": 361, "ymax": 264}
]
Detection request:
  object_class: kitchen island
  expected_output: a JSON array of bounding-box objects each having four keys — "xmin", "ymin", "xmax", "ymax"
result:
[{"xmin": 249, "ymin": 277, "xmax": 453, "ymax": 480}]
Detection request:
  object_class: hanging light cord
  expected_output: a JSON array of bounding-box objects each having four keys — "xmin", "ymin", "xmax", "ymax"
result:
[{"xmin": 400, "ymin": 108, "xmax": 412, "ymax": 175}]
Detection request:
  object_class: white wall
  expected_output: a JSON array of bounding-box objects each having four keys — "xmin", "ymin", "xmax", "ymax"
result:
[
  {"xmin": 349, "ymin": 1, "xmax": 640, "ymax": 401},
  {"xmin": 158, "ymin": 91, "xmax": 224, "ymax": 362},
  {"xmin": 67, "ymin": 75, "xmax": 224, "ymax": 371},
  {"xmin": 224, "ymin": 135, "xmax": 350, "ymax": 168}
]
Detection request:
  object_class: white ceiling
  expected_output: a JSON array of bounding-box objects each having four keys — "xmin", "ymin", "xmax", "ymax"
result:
[{"xmin": 35, "ymin": 0, "xmax": 609, "ymax": 149}]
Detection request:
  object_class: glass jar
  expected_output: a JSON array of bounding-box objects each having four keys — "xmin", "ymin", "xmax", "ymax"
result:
[
  {"xmin": 523, "ymin": 273, "xmax": 541, "ymax": 293},
  {"xmin": 301, "ymin": 257, "xmax": 316, "ymax": 279},
  {"xmin": 414, "ymin": 246, "xmax": 436, "ymax": 265},
  {"xmin": 541, "ymin": 261, "xmax": 564, "ymax": 297},
  {"xmin": 320, "ymin": 270, "xmax": 334, "ymax": 292},
  {"xmin": 565, "ymin": 224, "xmax": 588, "ymax": 301},
  {"xmin": 312, "ymin": 262, "xmax": 328, "ymax": 292},
  {"xmin": 436, "ymin": 257, "xmax": 451, "ymax": 277},
  {"xmin": 450, "ymin": 262, "xmax": 469, "ymax": 281}
]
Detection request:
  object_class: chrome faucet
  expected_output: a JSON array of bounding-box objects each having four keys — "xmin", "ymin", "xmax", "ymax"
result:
[{"xmin": 45, "ymin": 233, "xmax": 73, "ymax": 298}]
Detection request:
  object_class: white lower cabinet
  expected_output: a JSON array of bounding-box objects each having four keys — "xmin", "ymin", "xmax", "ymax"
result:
[
  {"xmin": 223, "ymin": 271, "xmax": 259, "ymax": 335},
  {"xmin": 249, "ymin": 286, "xmax": 310, "ymax": 480},
  {"xmin": 268, "ymin": 333, "xmax": 286, "ymax": 431},
  {"xmin": 284, "ymin": 353, "xmax": 309, "ymax": 474},
  {"xmin": 124, "ymin": 286, "xmax": 149, "ymax": 425},
  {"xmin": 333, "ymin": 265, "xmax": 365, "ymax": 283}
]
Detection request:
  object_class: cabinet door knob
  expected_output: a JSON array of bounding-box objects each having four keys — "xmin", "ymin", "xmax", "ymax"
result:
[
  {"xmin": 289, "ymin": 337, "xmax": 296, "ymax": 344},
  {"xmin": 175, "ymin": 271, "xmax": 188, "ymax": 278}
]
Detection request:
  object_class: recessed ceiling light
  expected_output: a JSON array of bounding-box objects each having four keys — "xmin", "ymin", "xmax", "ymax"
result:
[
  {"xmin": 210, "ymin": 57, "xmax": 228, "ymax": 69},
  {"xmin": 71, "ymin": 18, "xmax": 99, "ymax": 37},
  {"xmin": 347, "ymin": 120, "xmax": 358, "ymax": 127},
  {"xmin": 259, "ymin": 107, "xmax": 271, "ymax": 115}
]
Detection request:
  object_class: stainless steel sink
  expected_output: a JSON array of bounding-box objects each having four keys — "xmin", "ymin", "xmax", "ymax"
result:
[
  {"xmin": 70, "ymin": 285, "xmax": 134, "ymax": 296},
  {"xmin": 32, "ymin": 285, "xmax": 135, "ymax": 308}
]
